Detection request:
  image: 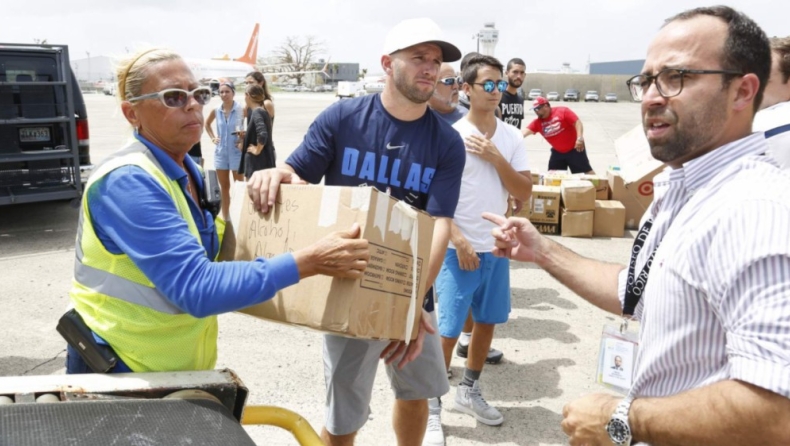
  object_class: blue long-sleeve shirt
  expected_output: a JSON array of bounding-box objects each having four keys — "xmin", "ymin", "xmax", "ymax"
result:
[{"xmin": 87, "ymin": 135, "xmax": 299, "ymax": 318}]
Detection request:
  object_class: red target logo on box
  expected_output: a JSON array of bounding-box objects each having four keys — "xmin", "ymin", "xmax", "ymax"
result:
[{"xmin": 638, "ymin": 181, "xmax": 654, "ymax": 196}]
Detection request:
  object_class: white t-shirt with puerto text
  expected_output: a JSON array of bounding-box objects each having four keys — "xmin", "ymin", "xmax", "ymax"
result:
[{"xmin": 450, "ymin": 118, "xmax": 530, "ymax": 252}]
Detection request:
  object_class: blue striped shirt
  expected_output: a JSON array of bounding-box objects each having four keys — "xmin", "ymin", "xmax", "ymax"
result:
[{"xmin": 618, "ymin": 132, "xmax": 790, "ymax": 400}]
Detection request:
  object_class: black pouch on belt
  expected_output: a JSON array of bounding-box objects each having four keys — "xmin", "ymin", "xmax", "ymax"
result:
[{"xmin": 56, "ymin": 308, "xmax": 118, "ymax": 373}]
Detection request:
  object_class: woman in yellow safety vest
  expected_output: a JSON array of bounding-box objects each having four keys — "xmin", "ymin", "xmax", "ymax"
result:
[{"xmin": 67, "ymin": 48, "xmax": 369, "ymax": 374}]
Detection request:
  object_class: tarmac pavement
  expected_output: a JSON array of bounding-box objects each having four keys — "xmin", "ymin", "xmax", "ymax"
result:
[{"xmin": 0, "ymin": 92, "xmax": 644, "ymax": 445}]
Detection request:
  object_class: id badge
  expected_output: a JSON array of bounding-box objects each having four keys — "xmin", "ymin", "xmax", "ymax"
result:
[{"xmin": 596, "ymin": 321, "xmax": 639, "ymax": 394}]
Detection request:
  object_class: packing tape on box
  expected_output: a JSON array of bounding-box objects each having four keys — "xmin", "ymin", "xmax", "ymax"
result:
[
  {"xmin": 374, "ymin": 191, "xmax": 389, "ymax": 240},
  {"xmin": 318, "ymin": 187, "xmax": 341, "ymax": 227},
  {"xmin": 351, "ymin": 187, "xmax": 371, "ymax": 211},
  {"xmin": 392, "ymin": 201, "xmax": 419, "ymax": 345}
]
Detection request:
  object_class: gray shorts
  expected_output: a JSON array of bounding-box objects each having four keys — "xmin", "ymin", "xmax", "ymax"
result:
[{"xmin": 322, "ymin": 311, "xmax": 449, "ymax": 436}]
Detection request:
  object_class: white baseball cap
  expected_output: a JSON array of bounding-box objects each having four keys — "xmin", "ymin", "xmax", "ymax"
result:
[{"xmin": 383, "ymin": 18, "xmax": 461, "ymax": 63}]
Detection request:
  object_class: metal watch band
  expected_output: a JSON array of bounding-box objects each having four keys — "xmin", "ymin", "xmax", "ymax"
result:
[{"xmin": 616, "ymin": 395, "xmax": 634, "ymax": 418}]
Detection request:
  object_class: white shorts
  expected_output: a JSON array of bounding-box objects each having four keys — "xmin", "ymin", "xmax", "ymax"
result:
[{"xmin": 322, "ymin": 311, "xmax": 449, "ymax": 435}]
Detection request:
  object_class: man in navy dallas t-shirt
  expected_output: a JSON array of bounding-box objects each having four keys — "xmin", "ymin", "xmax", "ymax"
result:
[{"xmin": 247, "ymin": 17, "xmax": 465, "ymax": 446}]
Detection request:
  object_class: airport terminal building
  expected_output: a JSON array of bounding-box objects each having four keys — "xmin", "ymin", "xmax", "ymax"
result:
[{"xmin": 589, "ymin": 60, "xmax": 645, "ymax": 75}]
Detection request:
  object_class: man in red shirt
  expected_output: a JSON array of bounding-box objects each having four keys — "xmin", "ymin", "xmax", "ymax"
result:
[{"xmin": 523, "ymin": 97, "xmax": 594, "ymax": 174}]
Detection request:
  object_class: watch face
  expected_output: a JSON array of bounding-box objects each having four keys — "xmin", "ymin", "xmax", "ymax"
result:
[{"xmin": 607, "ymin": 419, "xmax": 629, "ymax": 443}]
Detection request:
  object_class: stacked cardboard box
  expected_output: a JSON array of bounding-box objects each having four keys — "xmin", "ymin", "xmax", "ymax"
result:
[
  {"xmin": 515, "ymin": 185, "xmax": 561, "ymax": 235},
  {"xmin": 560, "ymin": 180, "xmax": 595, "ymax": 237},
  {"xmin": 579, "ymin": 174, "xmax": 609, "ymax": 200},
  {"xmin": 518, "ymin": 174, "xmax": 628, "ymax": 238},
  {"xmin": 593, "ymin": 200, "xmax": 626, "ymax": 237},
  {"xmin": 542, "ymin": 170, "xmax": 575, "ymax": 187},
  {"xmin": 611, "ymin": 125, "xmax": 665, "ymax": 229}
]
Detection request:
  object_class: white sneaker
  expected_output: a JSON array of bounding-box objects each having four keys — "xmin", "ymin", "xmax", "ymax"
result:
[
  {"xmin": 423, "ymin": 398, "xmax": 445, "ymax": 446},
  {"xmin": 452, "ymin": 381, "xmax": 503, "ymax": 426}
]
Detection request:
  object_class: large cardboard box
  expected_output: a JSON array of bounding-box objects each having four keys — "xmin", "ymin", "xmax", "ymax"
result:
[
  {"xmin": 561, "ymin": 180, "xmax": 596, "ymax": 211},
  {"xmin": 593, "ymin": 200, "xmax": 626, "ymax": 237},
  {"xmin": 514, "ymin": 185, "xmax": 561, "ymax": 235},
  {"xmin": 579, "ymin": 174, "xmax": 610, "ymax": 200},
  {"xmin": 612, "ymin": 125, "xmax": 665, "ymax": 229},
  {"xmin": 225, "ymin": 185, "xmax": 434, "ymax": 341},
  {"xmin": 561, "ymin": 209, "xmax": 594, "ymax": 237}
]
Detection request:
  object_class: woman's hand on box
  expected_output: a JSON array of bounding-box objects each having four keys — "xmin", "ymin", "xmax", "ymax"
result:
[{"xmin": 293, "ymin": 223, "xmax": 369, "ymax": 280}]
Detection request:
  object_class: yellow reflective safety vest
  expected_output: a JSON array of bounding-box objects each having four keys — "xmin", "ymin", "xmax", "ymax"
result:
[{"xmin": 70, "ymin": 140, "xmax": 224, "ymax": 372}]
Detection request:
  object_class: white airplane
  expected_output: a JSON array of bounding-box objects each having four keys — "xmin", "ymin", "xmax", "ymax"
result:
[
  {"xmin": 185, "ymin": 23, "xmax": 330, "ymax": 90},
  {"xmin": 186, "ymin": 24, "xmax": 260, "ymax": 83}
]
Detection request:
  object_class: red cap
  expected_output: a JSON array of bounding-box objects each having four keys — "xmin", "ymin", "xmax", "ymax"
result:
[{"xmin": 531, "ymin": 96, "xmax": 549, "ymax": 110}]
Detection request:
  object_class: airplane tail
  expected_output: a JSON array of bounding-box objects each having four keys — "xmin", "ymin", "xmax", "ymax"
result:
[
  {"xmin": 319, "ymin": 59, "xmax": 330, "ymax": 77},
  {"xmin": 235, "ymin": 23, "xmax": 259, "ymax": 66}
]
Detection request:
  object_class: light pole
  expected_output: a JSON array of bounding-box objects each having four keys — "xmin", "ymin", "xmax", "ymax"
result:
[{"xmin": 86, "ymin": 51, "xmax": 91, "ymax": 84}]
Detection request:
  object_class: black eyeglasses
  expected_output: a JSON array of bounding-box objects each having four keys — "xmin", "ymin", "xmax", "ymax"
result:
[
  {"xmin": 127, "ymin": 87, "xmax": 212, "ymax": 108},
  {"xmin": 626, "ymin": 68, "xmax": 743, "ymax": 101},
  {"xmin": 439, "ymin": 76, "xmax": 463, "ymax": 86},
  {"xmin": 473, "ymin": 80, "xmax": 508, "ymax": 93}
]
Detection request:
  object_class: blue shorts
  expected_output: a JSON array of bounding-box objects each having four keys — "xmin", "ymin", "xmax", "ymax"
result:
[
  {"xmin": 214, "ymin": 141, "xmax": 242, "ymax": 171},
  {"xmin": 436, "ymin": 248, "xmax": 511, "ymax": 338}
]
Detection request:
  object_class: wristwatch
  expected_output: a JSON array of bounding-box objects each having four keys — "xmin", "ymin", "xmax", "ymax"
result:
[{"xmin": 606, "ymin": 396, "xmax": 634, "ymax": 446}]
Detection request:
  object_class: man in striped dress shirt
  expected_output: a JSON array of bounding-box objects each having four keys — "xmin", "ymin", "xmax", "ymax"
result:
[
  {"xmin": 755, "ymin": 36, "xmax": 790, "ymax": 169},
  {"xmin": 484, "ymin": 6, "xmax": 790, "ymax": 446}
]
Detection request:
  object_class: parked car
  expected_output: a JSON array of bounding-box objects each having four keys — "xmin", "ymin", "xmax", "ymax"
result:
[
  {"xmin": 563, "ymin": 89, "xmax": 579, "ymax": 102},
  {"xmin": 102, "ymin": 82, "xmax": 117, "ymax": 96},
  {"xmin": 282, "ymin": 85, "xmax": 299, "ymax": 92},
  {"xmin": 584, "ymin": 90, "xmax": 599, "ymax": 102},
  {"xmin": 0, "ymin": 42, "xmax": 92, "ymax": 205},
  {"xmin": 604, "ymin": 93, "xmax": 618, "ymax": 103},
  {"xmin": 546, "ymin": 91, "xmax": 560, "ymax": 101},
  {"xmin": 527, "ymin": 88, "xmax": 543, "ymax": 100},
  {"xmin": 297, "ymin": 85, "xmax": 311, "ymax": 92}
]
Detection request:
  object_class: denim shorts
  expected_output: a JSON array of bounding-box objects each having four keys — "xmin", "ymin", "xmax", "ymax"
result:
[{"xmin": 214, "ymin": 141, "xmax": 243, "ymax": 171}]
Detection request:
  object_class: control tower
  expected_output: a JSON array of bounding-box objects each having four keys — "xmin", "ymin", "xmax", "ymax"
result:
[{"xmin": 477, "ymin": 22, "xmax": 499, "ymax": 56}]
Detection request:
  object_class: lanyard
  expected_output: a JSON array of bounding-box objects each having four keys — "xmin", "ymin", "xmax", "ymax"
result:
[{"xmin": 623, "ymin": 219, "xmax": 657, "ymax": 317}]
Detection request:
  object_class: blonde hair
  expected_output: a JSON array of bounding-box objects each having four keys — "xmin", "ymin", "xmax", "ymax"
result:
[{"xmin": 116, "ymin": 48, "xmax": 181, "ymax": 101}]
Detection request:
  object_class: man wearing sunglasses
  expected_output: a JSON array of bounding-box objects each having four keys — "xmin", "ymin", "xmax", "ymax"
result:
[
  {"xmin": 428, "ymin": 63, "xmax": 467, "ymax": 124},
  {"xmin": 499, "ymin": 58, "xmax": 526, "ymax": 129},
  {"xmin": 433, "ymin": 54, "xmax": 531, "ymax": 430},
  {"xmin": 247, "ymin": 18, "xmax": 465, "ymax": 446},
  {"xmin": 484, "ymin": 7, "xmax": 790, "ymax": 446},
  {"xmin": 523, "ymin": 97, "xmax": 594, "ymax": 174}
]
